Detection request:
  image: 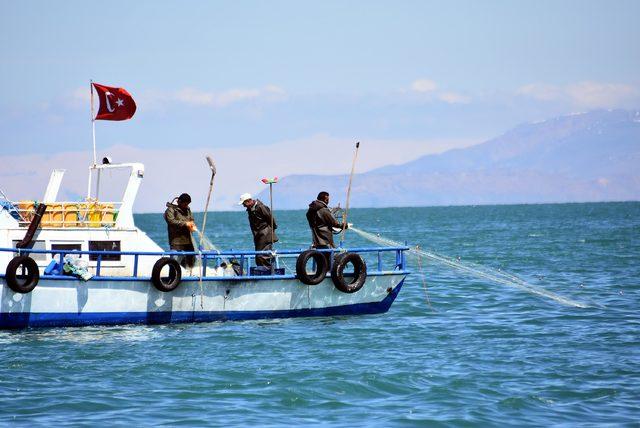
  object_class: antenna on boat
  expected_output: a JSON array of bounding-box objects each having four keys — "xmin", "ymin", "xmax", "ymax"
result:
[
  {"xmin": 340, "ymin": 142, "xmax": 360, "ymax": 246},
  {"xmin": 261, "ymin": 176, "xmax": 279, "ymax": 273}
]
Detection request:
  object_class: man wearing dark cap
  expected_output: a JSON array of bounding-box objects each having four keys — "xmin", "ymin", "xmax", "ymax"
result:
[
  {"xmin": 306, "ymin": 191, "xmax": 346, "ymax": 263},
  {"xmin": 164, "ymin": 193, "xmax": 197, "ymax": 268}
]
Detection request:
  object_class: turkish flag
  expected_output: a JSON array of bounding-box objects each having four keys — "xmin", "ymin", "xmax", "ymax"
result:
[{"xmin": 92, "ymin": 83, "xmax": 137, "ymax": 121}]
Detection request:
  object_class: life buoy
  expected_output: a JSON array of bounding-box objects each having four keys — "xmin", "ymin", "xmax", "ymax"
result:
[
  {"xmin": 331, "ymin": 252, "xmax": 367, "ymax": 293},
  {"xmin": 295, "ymin": 250, "xmax": 328, "ymax": 285},
  {"xmin": 151, "ymin": 257, "xmax": 182, "ymax": 292},
  {"xmin": 6, "ymin": 256, "xmax": 40, "ymax": 293}
]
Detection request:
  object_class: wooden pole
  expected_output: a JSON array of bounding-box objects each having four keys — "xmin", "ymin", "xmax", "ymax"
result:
[
  {"xmin": 341, "ymin": 142, "xmax": 360, "ymax": 244},
  {"xmin": 198, "ymin": 155, "xmax": 216, "ymax": 308},
  {"xmin": 199, "ymin": 156, "xmax": 217, "ymax": 249}
]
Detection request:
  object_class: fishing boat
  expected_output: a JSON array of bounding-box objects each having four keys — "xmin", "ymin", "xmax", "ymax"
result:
[{"xmin": 0, "ymin": 160, "xmax": 410, "ymax": 329}]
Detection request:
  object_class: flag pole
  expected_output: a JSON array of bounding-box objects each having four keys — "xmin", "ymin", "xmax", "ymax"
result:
[
  {"xmin": 90, "ymin": 80, "xmax": 96, "ymax": 167},
  {"xmin": 87, "ymin": 80, "xmax": 96, "ymax": 199}
]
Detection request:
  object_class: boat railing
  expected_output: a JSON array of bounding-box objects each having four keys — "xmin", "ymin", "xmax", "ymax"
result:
[
  {"xmin": 11, "ymin": 200, "xmax": 122, "ymax": 228},
  {"xmin": 0, "ymin": 246, "xmax": 410, "ymax": 279}
]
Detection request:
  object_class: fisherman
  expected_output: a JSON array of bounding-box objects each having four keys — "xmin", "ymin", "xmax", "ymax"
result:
[
  {"xmin": 239, "ymin": 193, "xmax": 278, "ymax": 269},
  {"xmin": 306, "ymin": 191, "xmax": 347, "ymax": 259},
  {"xmin": 164, "ymin": 193, "xmax": 197, "ymax": 268}
]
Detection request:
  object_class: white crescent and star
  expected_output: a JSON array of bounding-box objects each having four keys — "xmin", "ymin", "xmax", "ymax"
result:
[{"xmin": 103, "ymin": 91, "xmax": 125, "ymax": 112}]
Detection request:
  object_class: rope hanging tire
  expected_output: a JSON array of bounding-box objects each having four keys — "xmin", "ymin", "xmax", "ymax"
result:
[
  {"xmin": 6, "ymin": 255, "xmax": 40, "ymax": 294},
  {"xmin": 151, "ymin": 257, "xmax": 182, "ymax": 292},
  {"xmin": 295, "ymin": 250, "xmax": 328, "ymax": 285},
  {"xmin": 331, "ymin": 252, "xmax": 367, "ymax": 293}
]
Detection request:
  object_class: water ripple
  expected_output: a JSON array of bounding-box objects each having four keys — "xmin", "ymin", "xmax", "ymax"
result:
[{"xmin": 2, "ymin": 203, "xmax": 640, "ymax": 425}]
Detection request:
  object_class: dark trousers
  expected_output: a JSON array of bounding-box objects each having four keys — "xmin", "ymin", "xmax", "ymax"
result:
[
  {"xmin": 170, "ymin": 243, "xmax": 195, "ymax": 268},
  {"xmin": 255, "ymin": 242, "xmax": 273, "ymax": 268}
]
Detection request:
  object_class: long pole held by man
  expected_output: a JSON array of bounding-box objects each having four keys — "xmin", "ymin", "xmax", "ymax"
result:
[
  {"xmin": 197, "ymin": 155, "xmax": 217, "ymax": 308},
  {"xmin": 199, "ymin": 156, "xmax": 217, "ymax": 248},
  {"xmin": 341, "ymin": 142, "xmax": 360, "ymax": 246}
]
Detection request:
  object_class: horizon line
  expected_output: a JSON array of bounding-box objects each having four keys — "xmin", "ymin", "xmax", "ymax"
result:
[{"xmin": 134, "ymin": 199, "xmax": 640, "ymax": 215}]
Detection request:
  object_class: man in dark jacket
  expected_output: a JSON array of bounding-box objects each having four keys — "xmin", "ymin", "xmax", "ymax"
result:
[
  {"xmin": 239, "ymin": 193, "xmax": 278, "ymax": 268},
  {"xmin": 306, "ymin": 191, "xmax": 346, "ymax": 251},
  {"xmin": 164, "ymin": 193, "xmax": 197, "ymax": 268}
]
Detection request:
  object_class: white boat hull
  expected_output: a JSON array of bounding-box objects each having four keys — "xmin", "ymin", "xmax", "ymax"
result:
[{"xmin": 0, "ymin": 273, "xmax": 406, "ymax": 328}]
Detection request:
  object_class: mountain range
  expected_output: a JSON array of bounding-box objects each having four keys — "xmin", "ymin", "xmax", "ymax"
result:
[{"xmin": 257, "ymin": 109, "xmax": 640, "ymax": 209}]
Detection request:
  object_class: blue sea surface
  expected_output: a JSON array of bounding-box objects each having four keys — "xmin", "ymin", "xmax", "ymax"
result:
[{"xmin": 1, "ymin": 202, "xmax": 639, "ymax": 426}]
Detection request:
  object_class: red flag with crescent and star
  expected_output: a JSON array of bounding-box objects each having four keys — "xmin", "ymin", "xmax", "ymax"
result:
[{"xmin": 92, "ymin": 83, "xmax": 137, "ymax": 121}]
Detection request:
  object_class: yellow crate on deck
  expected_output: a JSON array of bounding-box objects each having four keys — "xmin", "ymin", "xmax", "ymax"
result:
[{"xmin": 15, "ymin": 200, "xmax": 116, "ymax": 228}]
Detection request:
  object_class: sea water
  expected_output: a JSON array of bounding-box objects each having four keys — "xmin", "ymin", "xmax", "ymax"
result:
[{"xmin": 1, "ymin": 202, "xmax": 639, "ymax": 426}]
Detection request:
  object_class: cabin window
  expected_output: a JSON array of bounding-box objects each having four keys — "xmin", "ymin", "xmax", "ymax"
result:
[
  {"xmin": 51, "ymin": 244, "xmax": 83, "ymax": 258},
  {"xmin": 12, "ymin": 240, "xmax": 46, "ymax": 261},
  {"xmin": 88, "ymin": 241, "xmax": 121, "ymax": 261}
]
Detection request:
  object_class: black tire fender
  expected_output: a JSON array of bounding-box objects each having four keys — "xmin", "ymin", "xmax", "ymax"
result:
[
  {"xmin": 151, "ymin": 257, "xmax": 182, "ymax": 292},
  {"xmin": 6, "ymin": 256, "xmax": 40, "ymax": 294},
  {"xmin": 295, "ymin": 250, "xmax": 328, "ymax": 285},
  {"xmin": 331, "ymin": 252, "xmax": 367, "ymax": 293}
]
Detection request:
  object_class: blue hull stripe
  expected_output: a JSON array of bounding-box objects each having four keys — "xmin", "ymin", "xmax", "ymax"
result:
[{"xmin": 0, "ymin": 280, "xmax": 404, "ymax": 329}]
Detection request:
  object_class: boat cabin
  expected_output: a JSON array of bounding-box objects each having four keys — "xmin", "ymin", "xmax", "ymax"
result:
[{"xmin": 0, "ymin": 162, "xmax": 162, "ymax": 277}]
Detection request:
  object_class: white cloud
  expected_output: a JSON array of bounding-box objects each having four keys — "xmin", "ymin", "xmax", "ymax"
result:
[
  {"xmin": 72, "ymin": 86, "xmax": 91, "ymax": 103},
  {"xmin": 215, "ymin": 88, "xmax": 261, "ymax": 106},
  {"xmin": 438, "ymin": 92, "xmax": 471, "ymax": 104},
  {"xmin": 216, "ymin": 85, "xmax": 285, "ymax": 107},
  {"xmin": 516, "ymin": 83, "xmax": 562, "ymax": 101},
  {"xmin": 565, "ymin": 81, "xmax": 638, "ymax": 109},
  {"xmin": 157, "ymin": 85, "xmax": 286, "ymax": 108},
  {"xmin": 0, "ymin": 136, "xmax": 479, "ymax": 212},
  {"xmin": 517, "ymin": 81, "xmax": 639, "ymax": 108},
  {"xmin": 409, "ymin": 79, "xmax": 472, "ymax": 104},
  {"xmin": 174, "ymin": 88, "xmax": 216, "ymax": 106},
  {"xmin": 411, "ymin": 79, "xmax": 438, "ymax": 93},
  {"xmin": 55, "ymin": 86, "xmax": 92, "ymax": 109}
]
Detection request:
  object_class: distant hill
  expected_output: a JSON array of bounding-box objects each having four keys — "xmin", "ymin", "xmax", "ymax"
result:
[{"xmin": 258, "ymin": 109, "xmax": 640, "ymax": 208}]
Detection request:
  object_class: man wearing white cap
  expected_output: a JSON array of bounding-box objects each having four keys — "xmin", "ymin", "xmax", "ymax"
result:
[{"xmin": 239, "ymin": 193, "xmax": 278, "ymax": 268}]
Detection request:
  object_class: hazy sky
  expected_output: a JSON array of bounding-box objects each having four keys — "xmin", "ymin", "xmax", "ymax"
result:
[{"xmin": 1, "ymin": 1, "xmax": 639, "ymax": 210}]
